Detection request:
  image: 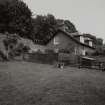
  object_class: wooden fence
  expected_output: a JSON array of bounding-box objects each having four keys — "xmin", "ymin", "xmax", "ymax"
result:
[{"xmin": 24, "ymin": 52, "xmax": 58, "ymax": 64}]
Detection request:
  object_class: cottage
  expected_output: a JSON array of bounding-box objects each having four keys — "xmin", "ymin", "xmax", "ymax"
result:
[
  {"xmin": 46, "ymin": 29, "xmax": 95, "ymax": 56},
  {"xmin": 73, "ymin": 33, "xmax": 96, "ymax": 48}
]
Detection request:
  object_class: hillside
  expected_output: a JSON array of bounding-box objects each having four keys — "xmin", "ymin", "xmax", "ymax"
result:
[{"xmin": 0, "ymin": 33, "xmax": 34, "ymax": 60}]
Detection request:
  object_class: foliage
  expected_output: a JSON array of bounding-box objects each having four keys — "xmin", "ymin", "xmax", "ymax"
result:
[
  {"xmin": 59, "ymin": 49, "xmax": 70, "ymax": 53},
  {"xmin": 0, "ymin": 0, "xmax": 33, "ymax": 38},
  {"xmin": 96, "ymin": 38, "xmax": 103, "ymax": 46},
  {"xmin": 31, "ymin": 15, "xmax": 78, "ymax": 44},
  {"xmin": 2, "ymin": 33, "xmax": 30, "ymax": 60},
  {"xmin": 3, "ymin": 34, "xmax": 18, "ymax": 50},
  {"xmin": 13, "ymin": 43, "xmax": 30, "ymax": 57},
  {"xmin": 45, "ymin": 49, "xmax": 55, "ymax": 54},
  {"xmin": 0, "ymin": 0, "xmax": 78, "ymax": 43},
  {"xmin": 0, "ymin": 0, "xmax": 79, "ymax": 45},
  {"xmin": 31, "ymin": 14, "xmax": 57, "ymax": 44},
  {"xmin": 64, "ymin": 20, "xmax": 77, "ymax": 33}
]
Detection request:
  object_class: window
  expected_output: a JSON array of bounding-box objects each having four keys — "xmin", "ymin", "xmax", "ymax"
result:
[
  {"xmin": 80, "ymin": 36, "xmax": 84, "ymax": 43},
  {"xmin": 54, "ymin": 36, "xmax": 59, "ymax": 45}
]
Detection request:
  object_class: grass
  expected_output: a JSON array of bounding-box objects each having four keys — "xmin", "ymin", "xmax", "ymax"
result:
[{"xmin": 0, "ymin": 61, "xmax": 105, "ymax": 105}]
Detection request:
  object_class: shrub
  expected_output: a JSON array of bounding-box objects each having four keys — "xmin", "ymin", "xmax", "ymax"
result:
[
  {"xmin": 59, "ymin": 49, "xmax": 70, "ymax": 53},
  {"xmin": 45, "ymin": 49, "xmax": 55, "ymax": 54}
]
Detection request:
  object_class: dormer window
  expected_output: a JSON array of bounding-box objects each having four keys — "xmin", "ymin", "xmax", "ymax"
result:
[
  {"xmin": 89, "ymin": 41, "xmax": 93, "ymax": 47},
  {"xmin": 80, "ymin": 36, "xmax": 84, "ymax": 43}
]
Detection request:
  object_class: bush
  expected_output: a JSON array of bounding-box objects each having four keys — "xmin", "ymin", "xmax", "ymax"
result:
[
  {"xmin": 45, "ymin": 49, "xmax": 55, "ymax": 54},
  {"xmin": 59, "ymin": 49, "xmax": 70, "ymax": 53}
]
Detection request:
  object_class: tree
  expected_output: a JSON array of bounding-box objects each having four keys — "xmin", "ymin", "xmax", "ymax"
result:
[
  {"xmin": 0, "ymin": 0, "xmax": 33, "ymax": 39},
  {"xmin": 96, "ymin": 38, "xmax": 103, "ymax": 46},
  {"xmin": 0, "ymin": 2, "xmax": 9, "ymax": 32},
  {"xmin": 32, "ymin": 14, "xmax": 57, "ymax": 44},
  {"xmin": 64, "ymin": 20, "xmax": 77, "ymax": 33},
  {"xmin": 3, "ymin": 33, "xmax": 19, "ymax": 60}
]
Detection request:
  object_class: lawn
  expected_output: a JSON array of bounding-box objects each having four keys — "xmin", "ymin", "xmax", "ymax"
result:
[{"xmin": 0, "ymin": 61, "xmax": 105, "ymax": 105}]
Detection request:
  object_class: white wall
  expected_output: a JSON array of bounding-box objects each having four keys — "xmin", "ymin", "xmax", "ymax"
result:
[
  {"xmin": 89, "ymin": 41, "xmax": 93, "ymax": 47},
  {"xmin": 80, "ymin": 36, "xmax": 84, "ymax": 43}
]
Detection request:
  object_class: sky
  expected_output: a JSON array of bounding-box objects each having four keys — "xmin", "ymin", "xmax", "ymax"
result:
[{"xmin": 23, "ymin": 0, "xmax": 105, "ymax": 42}]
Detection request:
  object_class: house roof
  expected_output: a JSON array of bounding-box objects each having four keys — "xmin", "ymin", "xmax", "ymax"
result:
[
  {"xmin": 73, "ymin": 34, "xmax": 83, "ymax": 37},
  {"xmin": 46, "ymin": 29, "xmax": 95, "ymax": 49},
  {"xmin": 81, "ymin": 56, "xmax": 95, "ymax": 61},
  {"xmin": 73, "ymin": 33, "xmax": 96, "ymax": 40}
]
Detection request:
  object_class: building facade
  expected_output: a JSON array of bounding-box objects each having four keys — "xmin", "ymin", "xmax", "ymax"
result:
[{"xmin": 46, "ymin": 30, "xmax": 95, "ymax": 56}]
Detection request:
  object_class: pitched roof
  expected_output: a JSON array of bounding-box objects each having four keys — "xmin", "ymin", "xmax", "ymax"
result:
[{"xmin": 46, "ymin": 29, "xmax": 95, "ymax": 49}]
